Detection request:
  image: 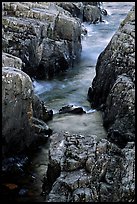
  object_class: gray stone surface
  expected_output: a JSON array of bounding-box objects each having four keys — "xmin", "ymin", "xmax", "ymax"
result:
[
  {"xmin": 2, "ymin": 52, "xmax": 23, "ymax": 70},
  {"xmin": 2, "ymin": 67, "xmax": 52, "ymax": 156},
  {"xmin": 2, "ymin": 67, "xmax": 34, "ymax": 156},
  {"xmin": 2, "ymin": 2, "xmax": 82, "ymax": 79},
  {"xmin": 88, "ymin": 6, "xmax": 135, "ymax": 146},
  {"xmin": 2, "ymin": 2, "xmax": 104, "ymax": 79},
  {"xmin": 44, "ymin": 132, "xmax": 135, "ymax": 202}
]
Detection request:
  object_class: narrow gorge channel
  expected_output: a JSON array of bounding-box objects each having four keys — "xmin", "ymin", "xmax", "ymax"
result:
[{"xmin": 9, "ymin": 2, "xmax": 134, "ymax": 202}]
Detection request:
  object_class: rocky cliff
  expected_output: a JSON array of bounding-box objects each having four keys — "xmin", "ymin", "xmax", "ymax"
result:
[
  {"xmin": 2, "ymin": 1, "xmax": 104, "ymax": 156},
  {"xmin": 43, "ymin": 6, "xmax": 135, "ymax": 202},
  {"xmin": 88, "ymin": 6, "xmax": 135, "ymax": 147}
]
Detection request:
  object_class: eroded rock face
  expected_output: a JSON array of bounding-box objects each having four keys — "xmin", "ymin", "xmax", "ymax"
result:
[
  {"xmin": 88, "ymin": 6, "xmax": 135, "ymax": 146},
  {"xmin": 2, "ymin": 52, "xmax": 23, "ymax": 70},
  {"xmin": 56, "ymin": 2, "xmax": 84, "ymax": 20},
  {"xmin": 2, "ymin": 67, "xmax": 53, "ymax": 157},
  {"xmin": 104, "ymin": 74, "xmax": 135, "ymax": 147},
  {"xmin": 2, "ymin": 67, "xmax": 34, "ymax": 156},
  {"xmin": 2, "ymin": 2, "xmax": 105, "ymax": 79},
  {"xmin": 44, "ymin": 132, "xmax": 135, "ymax": 202},
  {"xmin": 2, "ymin": 2, "xmax": 82, "ymax": 79}
]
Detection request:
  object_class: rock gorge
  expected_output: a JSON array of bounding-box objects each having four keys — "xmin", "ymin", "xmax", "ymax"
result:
[
  {"xmin": 2, "ymin": 2, "xmax": 135, "ymax": 202},
  {"xmin": 2, "ymin": 1, "xmax": 103, "ymax": 157}
]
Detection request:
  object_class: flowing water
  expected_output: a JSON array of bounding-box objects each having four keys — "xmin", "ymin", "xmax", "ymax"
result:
[
  {"xmin": 20, "ymin": 2, "xmax": 135, "ymax": 202},
  {"xmin": 33, "ymin": 2, "xmax": 134, "ymax": 137}
]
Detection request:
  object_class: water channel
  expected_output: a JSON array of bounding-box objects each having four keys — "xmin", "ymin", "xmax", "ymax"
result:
[{"xmin": 19, "ymin": 2, "xmax": 134, "ymax": 202}]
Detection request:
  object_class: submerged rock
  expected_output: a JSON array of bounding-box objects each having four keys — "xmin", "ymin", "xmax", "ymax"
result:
[{"xmin": 59, "ymin": 105, "xmax": 86, "ymax": 114}]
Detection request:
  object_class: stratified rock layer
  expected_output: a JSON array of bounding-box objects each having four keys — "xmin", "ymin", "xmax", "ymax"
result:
[{"xmin": 2, "ymin": 2, "xmax": 82, "ymax": 79}]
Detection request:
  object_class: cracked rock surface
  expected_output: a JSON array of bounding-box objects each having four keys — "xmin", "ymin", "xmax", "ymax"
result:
[{"xmin": 44, "ymin": 132, "xmax": 135, "ymax": 202}]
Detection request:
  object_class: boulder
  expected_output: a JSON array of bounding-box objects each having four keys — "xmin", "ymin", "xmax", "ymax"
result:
[
  {"xmin": 2, "ymin": 67, "xmax": 53, "ymax": 157},
  {"xmin": 88, "ymin": 6, "xmax": 135, "ymax": 146},
  {"xmin": 2, "ymin": 52, "xmax": 23, "ymax": 70},
  {"xmin": 59, "ymin": 105, "xmax": 86, "ymax": 114},
  {"xmin": 104, "ymin": 74, "xmax": 135, "ymax": 147},
  {"xmin": 56, "ymin": 2, "xmax": 84, "ymax": 20},
  {"xmin": 32, "ymin": 94, "xmax": 53, "ymax": 122},
  {"xmin": 44, "ymin": 132, "xmax": 135, "ymax": 202},
  {"xmin": 2, "ymin": 2, "xmax": 82, "ymax": 79},
  {"xmin": 2, "ymin": 67, "xmax": 34, "ymax": 156},
  {"xmin": 88, "ymin": 6, "xmax": 135, "ymax": 107},
  {"xmin": 83, "ymin": 5, "xmax": 102, "ymax": 23}
]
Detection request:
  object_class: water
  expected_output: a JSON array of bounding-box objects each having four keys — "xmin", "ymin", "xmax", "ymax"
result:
[
  {"xmin": 29, "ymin": 2, "xmax": 134, "ymax": 201},
  {"xmin": 33, "ymin": 2, "xmax": 134, "ymax": 136}
]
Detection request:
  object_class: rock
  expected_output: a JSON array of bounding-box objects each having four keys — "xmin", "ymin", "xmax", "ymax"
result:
[
  {"xmin": 88, "ymin": 6, "xmax": 135, "ymax": 146},
  {"xmin": 2, "ymin": 156, "xmax": 29, "ymax": 178},
  {"xmin": 104, "ymin": 74, "xmax": 135, "ymax": 147},
  {"xmin": 2, "ymin": 66, "xmax": 52, "ymax": 157},
  {"xmin": 2, "ymin": 2, "xmax": 82, "ymax": 79},
  {"xmin": 31, "ymin": 117, "xmax": 52, "ymax": 139},
  {"xmin": 2, "ymin": 67, "xmax": 34, "ymax": 156},
  {"xmin": 56, "ymin": 2, "xmax": 84, "ymax": 21},
  {"xmin": 88, "ymin": 6, "xmax": 135, "ymax": 107},
  {"xmin": 2, "ymin": 2, "xmax": 105, "ymax": 79},
  {"xmin": 59, "ymin": 105, "xmax": 86, "ymax": 114},
  {"xmin": 120, "ymin": 142, "xmax": 135, "ymax": 202},
  {"xmin": 81, "ymin": 23, "xmax": 88, "ymax": 37},
  {"xmin": 32, "ymin": 94, "xmax": 53, "ymax": 122},
  {"xmin": 2, "ymin": 52, "xmax": 23, "ymax": 70},
  {"xmin": 44, "ymin": 132, "xmax": 135, "ymax": 202},
  {"xmin": 83, "ymin": 5, "xmax": 102, "ymax": 23},
  {"xmin": 38, "ymin": 38, "xmax": 70, "ymax": 79},
  {"xmin": 71, "ymin": 188, "xmax": 94, "ymax": 202}
]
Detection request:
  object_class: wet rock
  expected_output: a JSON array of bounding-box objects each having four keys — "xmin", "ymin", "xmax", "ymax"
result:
[
  {"xmin": 56, "ymin": 2, "xmax": 84, "ymax": 21},
  {"xmin": 83, "ymin": 5, "xmax": 102, "ymax": 23},
  {"xmin": 101, "ymin": 8, "xmax": 107, "ymax": 16},
  {"xmin": 88, "ymin": 6, "xmax": 135, "ymax": 146},
  {"xmin": 2, "ymin": 156, "xmax": 29, "ymax": 182},
  {"xmin": 32, "ymin": 94, "xmax": 53, "ymax": 122},
  {"xmin": 59, "ymin": 105, "xmax": 86, "ymax": 114},
  {"xmin": 81, "ymin": 23, "xmax": 88, "ymax": 37},
  {"xmin": 32, "ymin": 117, "xmax": 52, "ymax": 139},
  {"xmin": 2, "ymin": 67, "xmax": 34, "ymax": 156}
]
